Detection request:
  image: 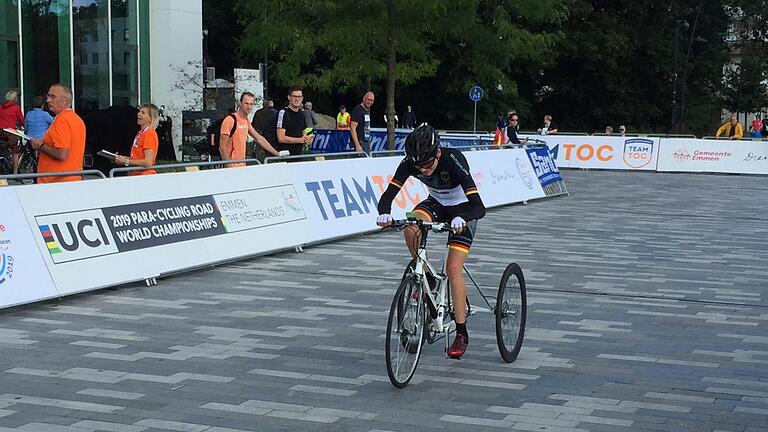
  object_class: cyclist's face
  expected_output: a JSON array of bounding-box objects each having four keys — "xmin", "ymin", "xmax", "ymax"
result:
[{"xmin": 416, "ymin": 149, "xmax": 439, "ymax": 175}]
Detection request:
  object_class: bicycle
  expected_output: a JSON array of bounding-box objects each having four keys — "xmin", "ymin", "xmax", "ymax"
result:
[
  {"xmin": 384, "ymin": 216, "xmax": 527, "ymax": 388},
  {"xmin": 0, "ymin": 133, "xmax": 37, "ymax": 182}
]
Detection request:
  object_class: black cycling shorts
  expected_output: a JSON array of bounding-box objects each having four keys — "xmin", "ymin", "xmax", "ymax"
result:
[{"xmin": 413, "ymin": 197, "xmax": 477, "ymax": 254}]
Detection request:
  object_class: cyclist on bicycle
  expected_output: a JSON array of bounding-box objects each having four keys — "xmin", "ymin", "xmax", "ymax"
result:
[{"xmin": 377, "ymin": 123, "xmax": 486, "ymax": 359}]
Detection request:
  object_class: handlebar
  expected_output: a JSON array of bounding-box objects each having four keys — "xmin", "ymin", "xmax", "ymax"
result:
[{"xmin": 390, "ymin": 218, "xmax": 451, "ymax": 233}]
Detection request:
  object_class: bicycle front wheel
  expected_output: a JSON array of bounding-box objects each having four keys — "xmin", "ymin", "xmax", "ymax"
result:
[
  {"xmin": 495, "ymin": 263, "xmax": 527, "ymax": 363},
  {"xmin": 385, "ymin": 274, "xmax": 426, "ymax": 388}
]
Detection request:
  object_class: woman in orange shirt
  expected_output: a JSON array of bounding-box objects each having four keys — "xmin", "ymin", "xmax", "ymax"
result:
[{"xmin": 115, "ymin": 103, "xmax": 159, "ymax": 175}]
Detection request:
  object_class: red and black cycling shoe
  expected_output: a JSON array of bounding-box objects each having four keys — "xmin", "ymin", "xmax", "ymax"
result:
[{"xmin": 448, "ymin": 333, "xmax": 468, "ymax": 359}]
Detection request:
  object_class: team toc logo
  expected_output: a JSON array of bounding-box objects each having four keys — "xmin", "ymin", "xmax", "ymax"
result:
[
  {"xmin": 623, "ymin": 139, "xmax": 654, "ymax": 169},
  {"xmin": 36, "ymin": 209, "xmax": 118, "ymax": 264}
]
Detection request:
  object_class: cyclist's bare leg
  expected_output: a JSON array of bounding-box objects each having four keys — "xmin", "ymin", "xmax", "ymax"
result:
[
  {"xmin": 446, "ymin": 248, "xmax": 468, "ymax": 324},
  {"xmin": 403, "ymin": 210, "xmax": 431, "ymax": 259}
]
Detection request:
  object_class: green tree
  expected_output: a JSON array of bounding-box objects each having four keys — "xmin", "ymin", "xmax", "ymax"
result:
[
  {"xmin": 537, "ymin": 0, "xmax": 728, "ymax": 136},
  {"xmin": 235, "ymin": 0, "xmax": 564, "ymax": 137}
]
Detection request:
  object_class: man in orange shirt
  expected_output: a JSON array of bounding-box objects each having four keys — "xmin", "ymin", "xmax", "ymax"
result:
[
  {"xmin": 220, "ymin": 92, "xmax": 280, "ymax": 168},
  {"xmin": 29, "ymin": 84, "xmax": 85, "ymax": 183}
]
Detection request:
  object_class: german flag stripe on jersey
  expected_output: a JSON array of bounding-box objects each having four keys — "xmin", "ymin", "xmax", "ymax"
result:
[
  {"xmin": 414, "ymin": 209, "xmax": 433, "ymax": 222},
  {"xmin": 465, "ymin": 187, "xmax": 478, "ymax": 196},
  {"xmin": 448, "ymin": 242, "xmax": 470, "ymax": 254},
  {"xmin": 389, "ymin": 179, "xmax": 404, "ymax": 189}
]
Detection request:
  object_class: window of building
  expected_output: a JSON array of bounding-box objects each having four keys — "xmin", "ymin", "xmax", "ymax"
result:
[
  {"xmin": 111, "ymin": 0, "xmax": 139, "ymax": 106},
  {"xmin": 0, "ymin": 1, "xmax": 20, "ymax": 97},
  {"xmin": 21, "ymin": 0, "xmax": 72, "ymax": 110},
  {"xmin": 73, "ymin": 0, "xmax": 111, "ymax": 112}
]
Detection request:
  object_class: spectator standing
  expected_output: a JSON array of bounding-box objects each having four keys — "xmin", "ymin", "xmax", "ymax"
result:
[
  {"xmin": 114, "ymin": 103, "xmax": 160, "ymax": 175},
  {"xmin": 24, "ymin": 96, "xmax": 54, "ymax": 140},
  {"xmin": 350, "ymin": 91, "xmax": 374, "ymax": 153},
  {"xmin": 402, "ymin": 105, "xmax": 416, "ymax": 129},
  {"xmin": 336, "ymin": 105, "xmax": 351, "ymax": 130},
  {"xmin": 605, "ymin": 126, "xmax": 614, "ymax": 134},
  {"xmin": 220, "ymin": 92, "xmax": 279, "ymax": 168},
  {"xmin": 506, "ymin": 112, "xmax": 527, "ymax": 145},
  {"xmin": 762, "ymin": 116, "xmax": 768, "ymax": 137},
  {"xmin": 29, "ymin": 84, "xmax": 85, "ymax": 183},
  {"xmin": 251, "ymin": 98, "xmax": 275, "ymax": 135},
  {"xmin": 537, "ymin": 115, "xmax": 558, "ymax": 135},
  {"xmin": 0, "ymin": 89, "xmax": 25, "ymax": 174},
  {"xmin": 303, "ymin": 101, "xmax": 318, "ymax": 129},
  {"xmin": 619, "ymin": 125, "xmax": 627, "ymax": 136},
  {"xmin": 715, "ymin": 114, "xmax": 743, "ymax": 140},
  {"xmin": 750, "ymin": 116, "xmax": 763, "ymax": 138},
  {"xmin": 277, "ymin": 86, "xmax": 311, "ymax": 156}
]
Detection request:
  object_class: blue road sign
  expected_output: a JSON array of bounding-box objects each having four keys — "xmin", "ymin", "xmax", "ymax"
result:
[{"xmin": 469, "ymin": 86, "xmax": 483, "ymax": 102}]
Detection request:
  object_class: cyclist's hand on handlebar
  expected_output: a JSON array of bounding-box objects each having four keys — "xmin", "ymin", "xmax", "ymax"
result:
[
  {"xmin": 377, "ymin": 214, "xmax": 393, "ymax": 228},
  {"xmin": 450, "ymin": 216, "xmax": 466, "ymax": 234}
]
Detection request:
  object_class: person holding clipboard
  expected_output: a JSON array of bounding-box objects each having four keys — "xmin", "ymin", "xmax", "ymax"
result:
[{"xmin": 111, "ymin": 104, "xmax": 159, "ymax": 175}]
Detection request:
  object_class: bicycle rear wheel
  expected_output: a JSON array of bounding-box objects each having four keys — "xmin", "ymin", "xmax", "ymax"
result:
[
  {"xmin": 385, "ymin": 274, "xmax": 426, "ymax": 388},
  {"xmin": 495, "ymin": 262, "xmax": 527, "ymax": 363},
  {"xmin": 18, "ymin": 150, "xmax": 37, "ymax": 183}
]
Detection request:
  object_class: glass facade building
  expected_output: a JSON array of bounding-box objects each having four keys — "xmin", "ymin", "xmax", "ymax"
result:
[{"xmin": 1, "ymin": 0, "xmax": 150, "ymax": 114}]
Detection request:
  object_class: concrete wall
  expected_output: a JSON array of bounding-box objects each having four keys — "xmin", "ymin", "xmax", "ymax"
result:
[{"xmin": 149, "ymin": 0, "xmax": 203, "ymax": 160}]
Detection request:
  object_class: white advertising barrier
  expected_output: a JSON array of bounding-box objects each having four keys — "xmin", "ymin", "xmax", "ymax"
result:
[
  {"xmin": 657, "ymin": 138, "xmax": 768, "ymax": 175},
  {"xmin": 521, "ymin": 134, "xmax": 660, "ymax": 171},
  {"xmin": 4, "ymin": 148, "xmax": 554, "ymax": 309},
  {"xmin": 14, "ymin": 163, "xmax": 315, "ymax": 296},
  {"xmin": 288, "ymin": 148, "xmax": 546, "ymax": 240},
  {"xmin": 0, "ymin": 188, "xmax": 59, "ymax": 307}
]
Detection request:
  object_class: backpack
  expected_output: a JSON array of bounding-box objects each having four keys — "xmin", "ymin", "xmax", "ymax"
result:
[{"xmin": 199, "ymin": 113, "xmax": 237, "ymax": 154}]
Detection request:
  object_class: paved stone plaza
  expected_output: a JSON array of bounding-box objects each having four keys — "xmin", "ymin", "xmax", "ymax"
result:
[{"xmin": 0, "ymin": 170, "xmax": 766, "ymax": 432}]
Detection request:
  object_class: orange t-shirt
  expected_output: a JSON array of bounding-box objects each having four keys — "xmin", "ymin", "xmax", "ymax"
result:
[
  {"xmin": 38, "ymin": 109, "xmax": 86, "ymax": 183},
  {"xmin": 128, "ymin": 127, "xmax": 159, "ymax": 176},
  {"xmin": 220, "ymin": 113, "xmax": 249, "ymax": 168}
]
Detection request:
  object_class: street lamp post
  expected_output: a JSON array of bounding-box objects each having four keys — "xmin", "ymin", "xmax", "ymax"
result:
[{"xmin": 672, "ymin": 19, "xmax": 689, "ymax": 134}]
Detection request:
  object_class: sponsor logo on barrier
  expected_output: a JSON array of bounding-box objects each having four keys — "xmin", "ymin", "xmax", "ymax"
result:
[
  {"xmin": 526, "ymin": 147, "xmax": 562, "ymax": 187},
  {"xmin": 515, "ymin": 157, "xmax": 534, "ymax": 190},
  {"xmin": 213, "ymin": 186, "xmax": 306, "ymax": 233},
  {"xmin": 489, "ymin": 168, "xmax": 515, "ymax": 185},
  {"xmin": 673, "ymin": 149, "xmax": 691, "ymax": 161},
  {"xmin": 305, "ymin": 175, "xmax": 424, "ymax": 220},
  {"xmin": 558, "ymin": 143, "xmax": 614, "ymax": 162},
  {"xmin": 623, "ymin": 139, "xmax": 654, "ymax": 169},
  {"xmin": 744, "ymin": 152, "xmax": 768, "ymax": 162},
  {"xmin": 0, "ymin": 236, "xmax": 13, "ymax": 286},
  {"xmin": 37, "ymin": 210, "xmax": 119, "ymax": 264},
  {"xmin": 674, "ymin": 149, "xmax": 732, "ymax": 163}
]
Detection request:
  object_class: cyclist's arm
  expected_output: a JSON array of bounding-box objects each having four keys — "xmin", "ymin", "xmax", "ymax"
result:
[
  {"xmin": 377, "ymin": 160, "xmax": 415, "ymax": 214},
  {"xmin": 449, "ymin": 150, "xmax": 486, "ymax": 221}
]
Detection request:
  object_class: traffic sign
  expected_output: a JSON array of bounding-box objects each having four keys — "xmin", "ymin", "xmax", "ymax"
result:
[{"xmin": 469, "ymin": 86, "xmax": 483, "ymax": 102}]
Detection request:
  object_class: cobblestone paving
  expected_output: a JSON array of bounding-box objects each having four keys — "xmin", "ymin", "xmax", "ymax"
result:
[{"xmin": 0, "ymin": 170, "xmax": 766, "ymax": 432}]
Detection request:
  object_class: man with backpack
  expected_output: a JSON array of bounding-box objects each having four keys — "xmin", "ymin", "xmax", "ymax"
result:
[{"xmin": 219, "ymin": 92, "xmax": 280, "ymax": 168}]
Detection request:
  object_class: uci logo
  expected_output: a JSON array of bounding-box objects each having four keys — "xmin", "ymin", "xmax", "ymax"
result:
[
  {"xmin": 623, "ymin": 139, "xmax": 654, "ymax": 169},
  {"xmin": 36, "ymin": 210, "xmax": 119, "ymax": 264}
]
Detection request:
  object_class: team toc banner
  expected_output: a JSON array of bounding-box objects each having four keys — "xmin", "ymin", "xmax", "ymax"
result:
[
  {"xmin": 521, "ymin": 135, "xmax": 660, "ymax": 171},
  {"xmin": 657, "ymin": 138, "xmax": 768, "ymax": 175}
]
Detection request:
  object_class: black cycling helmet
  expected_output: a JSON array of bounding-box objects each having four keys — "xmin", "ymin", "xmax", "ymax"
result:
[{"xmin": 405, "ymin": 123, "xmax": 439, "ymax": 164}]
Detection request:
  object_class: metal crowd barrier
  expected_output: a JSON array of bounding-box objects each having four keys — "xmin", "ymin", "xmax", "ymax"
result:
[
  {"xmin": 0, "ymin": 169, "xmax": 107, "ymax": 186},
  {"xmin": 108, "ymin": 158, "xmax": 262, "ymax": 177},
  {"xmin": 264, "ymin": 151, "xmax": 368, "ymax": 164},
  {"xmin": 371, "ymin": 149, "xmax": 405, "ymax": 158},
  {"xmin": 702, "ymin": 136, "xmax": 768, "ymax": 141}
]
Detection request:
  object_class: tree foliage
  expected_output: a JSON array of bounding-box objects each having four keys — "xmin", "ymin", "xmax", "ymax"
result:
[
  {"xmin": 235, "ymin": 0, "xmax": 564, "ymax": 131},
  {"xmin": 203, "ymin": 0, "xmax": 745, "ymax": 136}
]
